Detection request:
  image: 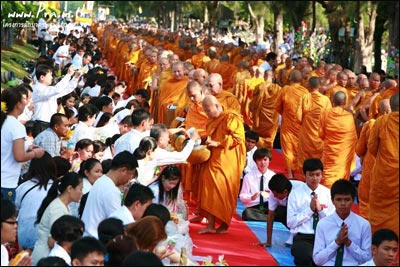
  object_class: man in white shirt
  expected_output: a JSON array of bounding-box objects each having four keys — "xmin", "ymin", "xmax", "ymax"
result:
[
  {"xmin": 32, "ymin": 64, "xmax": 80, "ymax": 133},
  {"xmin": 240, "ymin": 130, "xmax": 259, "ymax": 192},
  {"xmin": 108, "ymin": 183, "xmax": 154, "ymax": 226},
  {"xmin": 287, "ymin": 158, "xmax": 335, "ymax": 266},
  {"xmin": 259, "ymin": 173, "xmax": 303, "ymax": 247},
  {"xmin": 240, "ymin": 148, "xmax": 275, "ymax": 221},
  {"xmin": 52, "ymin": 42, "xmax": 77, "ymax": 72},
  {"xmin": 313, "ymin": 179, "xmax": 372, "ymax": 266},
  {"xmin": 259, "ymin": 52, "xmax": 278, "ymax": 73},
  {"xmin": 81, "ymin": 151, "xmax": 138, "ymax": 238},
  {"xmin": 113, "ymin": 108, "xmax": 151, "ymax": 155}
]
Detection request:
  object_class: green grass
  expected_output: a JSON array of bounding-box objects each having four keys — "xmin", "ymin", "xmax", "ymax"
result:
[{"xmin": 1, "ymin": 42, "xmax": 39, "ymax": 91}]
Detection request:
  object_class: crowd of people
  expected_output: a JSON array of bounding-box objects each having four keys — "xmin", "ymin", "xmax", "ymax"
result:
[{"xmin": 1, "ymin": 16, "xmax": 399, "ymax": 266}]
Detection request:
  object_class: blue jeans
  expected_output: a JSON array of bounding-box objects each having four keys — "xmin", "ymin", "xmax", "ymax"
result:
[{"xmin": 1, "ymin": 187, "xmax": 16, "ymax": 203}]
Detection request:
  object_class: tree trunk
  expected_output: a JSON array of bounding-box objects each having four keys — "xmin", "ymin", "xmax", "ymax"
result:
[
  {"xmin": 247, "ymin": 2, "xmax": 264, "ymax": 44},
  {"xmin": 310, "ymin": 0, "xmax": 316, "ymax": 35},
  {"xmin": 388, "ymin": 1, "xmax": 399, "ymax": 48},
  {"xmin": 274, "ymin": 10, "xmax": 284, "ymax": 55},
  {"xmin": 354, "ymin": 1, "xmax": 377, "ymax": 73},
  {"xmin": 170, "ymin": 10, "xmax": 175, "ymax": 32}
]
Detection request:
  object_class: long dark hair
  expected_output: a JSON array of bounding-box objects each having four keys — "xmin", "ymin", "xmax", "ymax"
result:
[
  {"xmin": 25, "ymin": 151, "xmax": 57, "ymax": 190},
  {"xmin": 1, "ymin": 85, "xmax": 29, "ymax": 128},
  {"xmin": 153, "ymin": 165, "xmax": 181, "ymax": 204},
  {"xmin": 133, "ymin": 136, "xmax": 157, "ymax": 160},
  {"xmin": 36, "ymin": 172, "xmax": 82, "ymax": 224}
]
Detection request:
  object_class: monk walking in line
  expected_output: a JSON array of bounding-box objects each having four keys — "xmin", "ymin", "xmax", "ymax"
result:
[
  {"xmin": 275, "ymin": 69, "xmax": 308, "ymax": 179},
  {"xmin": 367, "ymin": 93, "xmax": 399, "ymax": 236},
  {"xmin": 320, "ymin": 91, "xmax": 357, "ymax": 188},
  {"xmin": 198, "ymin": 95, "xmax": 246, "ymax": 234},
  {"xmin": 296, "ymin": 77, "xmax": 332, "ymax": 174}
]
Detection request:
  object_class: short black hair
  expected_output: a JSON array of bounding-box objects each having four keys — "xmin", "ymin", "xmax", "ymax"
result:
[
  {"xmin": 71, "ymin": 236, "xmax": 106, "ymax": 261},
  {"xmin": 302, "ymin": 158, "xmax": 323, "ymax": 174},
  {"xmin": 111, "ymin": 151, "xmax": 138, "ymax": 171},
  {"xmin": 122, "ymin": 251, "xmax": 163, "ymax": 266},
  {"xmin": 143, "ymin": 203, "xmax": 171, "ymax": 226},
  {"xmin": 124, "ymin": 183, "xmax": 154, "ymax": 207},
  {"xmin": 37, "ymin": 256, "xmax": 68, "ymax": 266},
  {"xmin": 268, "ymin": 173, "xmax": 293, "ymax": 193},
  {"xmin": 97, "ymin": 218, "xmax": 124, "ymax": 246},
  {"xmin": 253, "ymin": 147, "xmax": 272, "ymax": 161},
  {"xmin": 330, "ymin": 179, "xmax": 357, "ymax": 201},
  {"xmin": 245, "ymin": 130, "xmax": 259, "ymax": 142},
  {"xmin": 372, "ymin": 228, "xmax": 398, "ymax": 247}
]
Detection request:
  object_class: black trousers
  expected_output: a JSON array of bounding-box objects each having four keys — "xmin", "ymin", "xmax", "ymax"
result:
[
  {"xmin": 242, "ymin": 202, "xmax": 269, "ymax": 221},
  {"xmin": 291, "ymin": 233, "xmax": 317, "ymax": 266}
]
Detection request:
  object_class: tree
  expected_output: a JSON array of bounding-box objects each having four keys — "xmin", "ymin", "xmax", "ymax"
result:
[{"xmin": 247, "ymin": 1, "xmax": 267, "ymax": 44}]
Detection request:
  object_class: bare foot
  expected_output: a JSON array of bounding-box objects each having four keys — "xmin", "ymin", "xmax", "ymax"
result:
[
  {"xmin": 198, "ymin": 226, "xmax": 216, "ymax": 234},
  {"xmin": 216, "ymin": 224, "xmax": 229, "ymax": 234}
]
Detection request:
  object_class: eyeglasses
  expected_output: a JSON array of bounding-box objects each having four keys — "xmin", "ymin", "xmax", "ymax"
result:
[{"xmin": 3, "ymin": 220, "xmax": 18, "ymax": 225}]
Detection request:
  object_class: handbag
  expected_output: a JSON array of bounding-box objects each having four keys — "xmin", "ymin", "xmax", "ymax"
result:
[{"xmin": 241, "ymin": 206, "xmax": 267, "ymax": 221}]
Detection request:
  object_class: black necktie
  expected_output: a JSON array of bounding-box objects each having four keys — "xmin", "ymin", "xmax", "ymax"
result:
[
  {"xmin": 311, "ymin": 191, "xmax": 319, "ymax": 231},
  {"xmin": 334, "ymin": 222, "xmax": 345, "ymax": 266},
  {"xmin": 259, "ymin": 175, "xmax": 264, "ymax": 211}
]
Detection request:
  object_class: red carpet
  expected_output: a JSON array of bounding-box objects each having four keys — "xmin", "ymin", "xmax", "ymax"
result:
[
  {"xmin": 189, "ymin": 212, "xmax": 277, "ymax": 266},
  {"xmin": 187, "ymin": 149, "xmax": 289, "ymax": 266}
]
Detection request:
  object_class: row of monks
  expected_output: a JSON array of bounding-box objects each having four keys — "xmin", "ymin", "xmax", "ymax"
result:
[{"xmin": 90, "ymin": 21, "xmax": 399, "ymax": 237}]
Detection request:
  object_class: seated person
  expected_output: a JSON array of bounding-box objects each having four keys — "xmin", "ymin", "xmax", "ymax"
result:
[
  {"xmin": 70, "ymin": 237, "xmax": 106, "ymax": 266},
  {"xmin": 239, "ymin": 148, "xmax": 275, "ymax": 221},
  {"xmin": 240, "ymin": 130, "xmax": 259, "ymax": 191}
]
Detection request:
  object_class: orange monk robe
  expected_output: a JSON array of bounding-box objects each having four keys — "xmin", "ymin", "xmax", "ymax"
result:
[
  {"xmin": 241, "ymin": 76, "xmax": 265, "ymax": 126},
  {"xmin": 198, "ymin": 111, "xmax": 246, "ymax": 226},
  {"xmin": 107, "ymin": 36, "xmax": 119, "ymax": 68},
  {"xmin": 274, "ymin": 63, "xmax": 285, "ymax": 80},
  {"xmin": 310, "ymin": 69, "xmax": 324, "ymax": 78},
  {"xmin": 296, "ymin": 91, "xmax": 332, "ymax": 173},
  {"xmin": 122, "ymin": 47, "xmax": 141, "ymax": 84},
  {"xmin": 346, "ymin": 84, "xmax": 359, "ymax": 106},
  {"xmin": 355, "ymin": 119, "xmax": 376, "ymax": 220},
  {"xmin": 215, "ymin": 90, "xmax": 241, "ymax": 115},
  {"xmin": 213, "ymin": 62, "xmax": 237, "ymax": 91},
  {"xmin": 367, "ymin": 111, "xmax": 399, "ymax": 236},
  {"xmin": 319, "ymin": 107, "xmax": 358, "ymax": 188},
  {"xmin": 330, "ymin": 85, "xmax": 349, "ymax": 107},
  {"xmin": 151, "ymin": 68, "xmax": 173, "ymax": 122},
  {"xmin": 249, "ymin": 82, "xmax": 281, "ymax": 151},
  {"xmin": 277, "ymin": 67, "xmax": 294, "ymax": 87},
  {"xmin": 114, "ymin": 41, "xmax": 130, "ymax": 78},
  {"xmin": 190, "ymin": 52, "xmax": 210, "ymax": 69},
  {"xmin": 134, "ymin": 60, "xmax": 158, "ymax": 93},
  {"xmin": 203, "ymin": 58, "xmax": 220, "ymax": 74},
  {"xmin": 275, "ymin": 83, "xmax": 309, "ymax": 174},
  {"xmin": 230, "ymin": 47, "xmax": 241, "ymax": 64},
  {"xmin": 180, "ymin": 103, "xmax": 209, "ymax": 197},
  {"xmin": 368, "ymin": 86, "xmax": 399, "ymax": 119},
  {"xmin": 231, "ymin": 70, "xmax": 252, "ymax": 99},
  {"xmin": 157, "ymin": 76, "xmax": 190, "ymax": 125}
]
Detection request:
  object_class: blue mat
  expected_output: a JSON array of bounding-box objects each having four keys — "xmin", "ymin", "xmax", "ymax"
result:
[{"xmin": 236, "ymin": 199, "xmax": 295, "ymax": 266}]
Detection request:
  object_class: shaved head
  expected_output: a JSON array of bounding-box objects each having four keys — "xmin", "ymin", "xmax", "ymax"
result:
[
  {"xmin": 379, "ymin": 99, "xmax": 391, "ymax": 115},
  {"xmin": 202, "ymin": 95, "xmax": 222, "ymax": 119},
  {"xmin": 333, "ymin": 91, "xmax": 347, "ymax": 106}
]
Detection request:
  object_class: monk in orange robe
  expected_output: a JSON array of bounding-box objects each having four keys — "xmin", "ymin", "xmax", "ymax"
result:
[
  {"xmin": 241, "ymin": 66, "xmax": 264, "ymax": 126},
  {"xmin": 367, "ymin": 93, "xmax": 399, "ymax": 236},
  {"xmin": 134, "ymin": 48, "xmax": 158, "ymax": 93},
  {"xmin": 189, "ymin": 45, "xmax": 210, "ymax": 69},
  {"xmin": 276, "ymin": 57, "xmax": 294, "ymax": 87},
  {"xmin": 157, "ymin": 62, "xmax": 190, "ymax": 125},
  {"xmin": 319, "ymin": 91, "xmax": 357, "ymax": 188},
  {"xmin": 344, "ymin": 70, "xmax": 359, "ymax": 105},
  {"xmin": 150, "ymin": 57, "xmax": 172, "ymax": 121},
  {"xmin": 198, "ymin": 95, "xmax": 246, "ymax": 234},
  {"xmin": 366, "ymin": 79, "xmax": 398, "ymax": 120},
  {"xmin": 213, "ymin": 53, "xmax": 237, "ymax": 91},
  {"xmin": 203, "ymin": 49, "xmax": 220, "ymax": 74},
  {"xmin": 296, "ymin": 77, "xmax": 332, "ymax": 175},
  {"xmin": 275, "ymin": 69, "xmax": 309, "ymax": 179},
  {"xmin": 249, "ymin": 70, "xmax": 281, "ymax": 151},
  {"xmin": 205, "ymin": 73, "xmax": 241, "ymax": 114},
  {"xmin": 231, "ymin": 60, "xmax": 252, "ymax": 99},
  {"xmin": 310, "ymin": 60, "xmax": 326, "ymax": 78},
  {"xmin": 355, "ymin": 118, "xmax": 376, "ymax": 220}
]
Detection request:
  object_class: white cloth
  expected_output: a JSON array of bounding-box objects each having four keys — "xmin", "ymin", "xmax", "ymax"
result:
[
  {"xmin": 242, "ymin": 146, "xmax": 258, "ymax": 177},
  {"xmin": 268, "ymin": 180, "xmax": 303, "ymax": 211},
  {"xmin": 81, "ymin": 175, "xmax": 122, "ymax": 238},
  {"xmin": 154, "ymin": 140, "xmax": 195, "ymax": 166},
  {"xmin": 136, "ymin": 159, "xmax": 157, "ymax": 186},
  {"xmin": 49, "ymin": 242, "xmax": 71, "ymax": 265},
  {"xmin": 239, "ymin": 168, "xmax": 275, "ymax": 208},
  {"xmin": 37, "ymin": 18, "xmax": 48, "ymax": 39},
  {"xmin": 71, "ymin": 54, "xmax": 83, "ymax": 69},
  {"xmin": 80, "ymin": 85, "xmax": 101, "ymax": 97},
  {"xmin": 52, "ymin": 45, "xmax": 71, "ymax": 66},
  {"xmin": 16, "ymin": 179, "xmax": 54, "ymax": 250},
  {"xmin": 1, "ymin": 116, "xmax": 28, "ymax": 188},
  {"xmin": 287, "ymin": 182, "xmax": 335, "ymax": 234},
  {"xmin": 108, "ymin": 205, "xmax": 135, "ymax": 226},
  {"xmin": 114, "ymin": 129, "xmax": 148, "ymax": 155},
  {"xmin": 32, "ymin": 74, "xmax": 78, "ymax": 122},
  {"xmin": 259, "ymin": 61, "xmax": 273, "ymax": 73},
  {"xmin": 1, "ymin": 244, "xmax": 9, "ymax": 266},
  {"xmin": 313, "ymin": 211, "xmax": 372, "ymax": 266},
  {"xmin": 31, "ymin": 197, "xmax": 70, "ymax": 265},
  {"xmin": 69, "ymin": 121, "xmax": 96, "ymax": 146}
]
